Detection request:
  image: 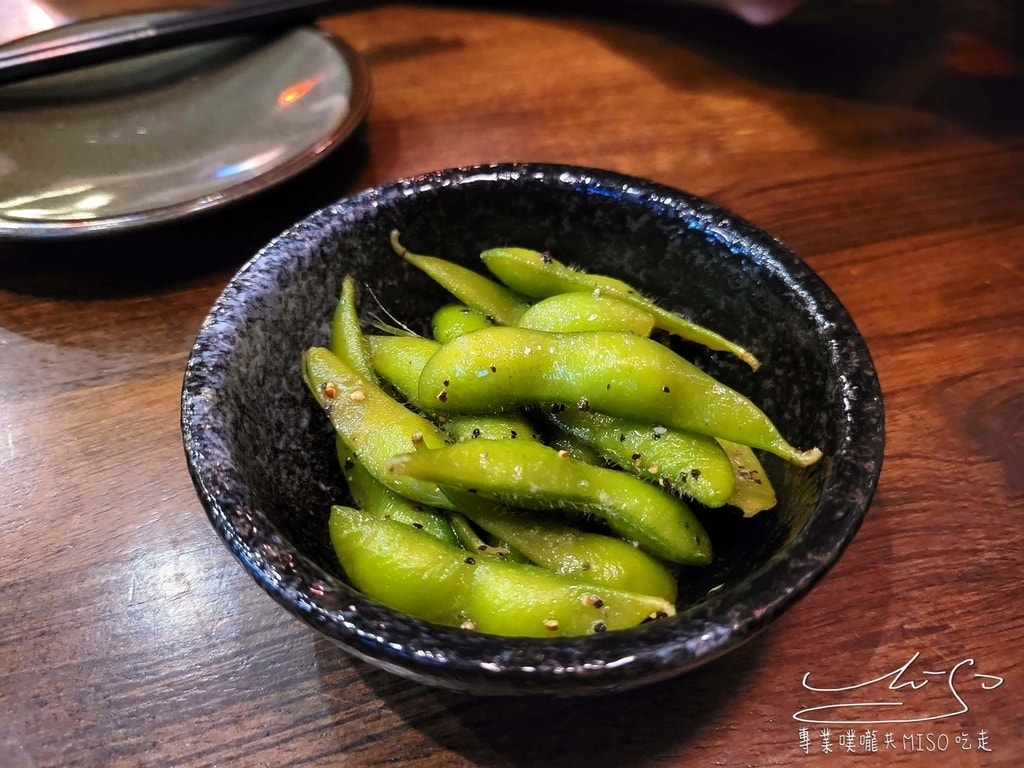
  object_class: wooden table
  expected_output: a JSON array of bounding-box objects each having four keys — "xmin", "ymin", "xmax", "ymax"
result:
[{"xmin": 2, "ymin": 2, "xmax": 1022, "ymax": 765}]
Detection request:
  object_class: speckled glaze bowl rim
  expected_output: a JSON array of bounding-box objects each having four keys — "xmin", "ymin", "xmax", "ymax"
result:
[{"xmin": 181, "ymin": 162, "xmax": 885, "ymax": 696}]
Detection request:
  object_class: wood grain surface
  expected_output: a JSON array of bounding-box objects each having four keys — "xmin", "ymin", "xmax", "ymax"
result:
[{"xmin": 1, "ymin": 2, "xmax": 1022, "ymax": 766}]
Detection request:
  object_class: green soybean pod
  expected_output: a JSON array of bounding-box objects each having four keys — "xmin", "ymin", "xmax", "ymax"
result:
[
  {"xmin": 432, "ymin": 303, "xmax": 494, "ymax": 343},
  {"xmin": 549, "ymin": 408, "xmax": 736, "ymax": 508},
  {"xmin": 330, "ymin": 275, "xmax": 375, "ymax": 381},
  {"xmin": 419, "ymin": 326, "xmax": 821, "ymax": 466},
  {"xmin": 367, "ymin": 334, "xmax": 538, "ymax": 442},
  {"xmin": 447, "ymin": 510, "xmax": 513, "ymax": 560},
  {"xmin": 327, "ymin": 278, "xmax": 460, "ymax": 538},
  {"xmin": 387, "ymin": 438, "xmax": 712, "ymax": 565},
  {"xmin": 483, "ymin": 247, "xmax": 638, "ymax": 296},
  {"xmin": 391, "ymin": 232, "xmax": 530, "ymax": 325},
  {"xmin": 445, "ymin": 414, "xmax": 538, "ymax": 443},
  {"xmin": 717, "ymin": 439, "xmax": 778, "ymax": 517},
  {"xmin": 338, "ymin": 441, "xmax": 460, "ymax": 545},
  {"xmin": 448, "ymin": 492, "xmax": 679, "ymax": 602},
  {"xmin": 481, "ymin": 246, "xmax": 759, "ymax": 369},
  {"xmin": 542, "ymin": 429, "xmax": 605, "ymax": 465},
  {"xmin": 366, "ymin": 334, "xmax": 439, "ymax": 407},
  {"xmin": 517, "ymin": 291, "xmax": 655, "ymax": 336},
  {"xmin": 303, "ymin": 346, "xmax": 456, "ymax": 509},
  {"xmin": 329, "ymin": 505, "xmax": 675, "ymax": 637}
]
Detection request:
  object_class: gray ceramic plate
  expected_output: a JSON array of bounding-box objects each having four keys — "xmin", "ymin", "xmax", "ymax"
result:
[{"xmin": 0, "ymin": 14, "xmax": 371, "ymax": 240}]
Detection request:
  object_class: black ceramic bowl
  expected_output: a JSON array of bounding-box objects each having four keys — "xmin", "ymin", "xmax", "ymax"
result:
[{"xmin": 181, "ymin": 163, "xmax": 884, "ymax": 696}]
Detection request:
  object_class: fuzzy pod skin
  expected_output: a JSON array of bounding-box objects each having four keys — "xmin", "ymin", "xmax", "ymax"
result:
[
  {"xmin": 542, "ymin": 429, "xmax": 605, "ymax": 465},
  {"xmin": 327, "ymin": 282, "xmax": 460, "ymax": 541},
  {"xmin": 418, "ymin": 326, "xmax": 821, "ymax": 466},
  {"xmin": 366, "ymin": 334, "xmax": 539, "ymax": 443},
  {"xmin": 447, "ymin": 511, "xmax": 513, "ymax": 561},
  {"xmin": 448, "ymin": 492, "xmax": 679, "ymax": 602},
  {"xmin": 338, "ymin": 441, "xmax": 460, "ymax": 545},
  {"xmin": 548, "ymin": 408, "xmax": 736, "ymax": 508},
  {"xmin": 387, "ymin": 438, "xmax": 713, "ymax": 565},
  {"xmin": 391, "ymin": 232, "xmax": 530, "ymax": 325},
  {"xmin": 517, "ymin": 291, "xmax": 655, "ymax": 336},
  {"xmin": 483, "ymin": 246, "xmax": 638, "ymax": 297},
  {"xmin": 717, "ymin": 439, "xmax": 778, "ymax": 516},
  {"xmin": 480, "ymin": 246, "xmax": 759, "ymax": 369},
  {"xmin": 432, "ymin": 303, "xmax": 494, "ymax": 343},
  {"xmin": 329, "ymin": 505, "xmax": 675, "ymax": 637},
  {"xmin": 330, "ymin": 275, "xmax": 375, "ymax": 380},
  {"xmin": 303, "ymin": 346, "xmax": 456, "ymax": 509},
  {"xmin": 445, "ymin": 413, "xmax": 539, "ymax": 443},
  {"xmin": 366, "ymin": 334, "xmax": 440, "ymax": 407}
]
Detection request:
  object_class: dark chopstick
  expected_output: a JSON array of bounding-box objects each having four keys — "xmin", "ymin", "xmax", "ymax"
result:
[{"xmin": 0, "ymin": 0, "xmax": 359, "ymax": 87}]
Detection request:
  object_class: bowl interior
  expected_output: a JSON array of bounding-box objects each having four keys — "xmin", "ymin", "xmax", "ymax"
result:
[{"xmin": 183, "ymin": 164, "xmax": 883, "ymax": 694}]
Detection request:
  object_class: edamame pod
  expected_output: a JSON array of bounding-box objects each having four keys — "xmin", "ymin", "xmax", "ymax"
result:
[
  {"xmin": 447, "ymin": 510, "xmax": 512, "ymax": 560},
  {"xmin": 329, "ymin": 505, "xmax": 675, "ymax": 637},
  {"xmin": 330, "ymin": 275, "xmax": 375, "ymax": 380},
  {"xmin": 303, "ymin": 346, "xmax": 456, "ymax": 509},
  {"xmin": 367, "ymin": 334, "xmax": 538, "ymax": 441},
  {"xmin": 432, "ymin": 303, "xmax": 494, "ymax": 343},
  {"xmin": 366, "ymin": 334, "xmax": 440, "ymax": 407},
  {"xmin": 484, "ymin": 247, "xmax": 639, "ymax": 296},
  {"xmin": 517, "ymin": 291, "xmax": 655, "ymax": 336},
  {"xmin": 549, "ymin": 408, "xmax": 736, "ymax": 507},
  {"xmin": 419, "ymin": 326, "xmax": 821, "ymax": 466},
  {"xmin": 387, "ymin": 438, "xmax": 713, "ymax": 565},
  {"xmin": 717, "ymin": 439, "xmax": 777, "ymax": 516},
  {"xmin": 327, "ymin": 280, "xmax": 460, "ymax": 540},
  {"xmin": 448, "ymin": 493, "xmax": 679, "ymax": 602},
  {"xmin": 338, "ymin": 441, "xmax": 460, "ymax": 545},
  {"xmin": 542, "ymin": 430, "xmax": 605, "ymax": 465},
  {"xmin": 445, "ymin": 414, "xmax": 538, "ymax": 443},
  {"xmin": 391, "ymin": 232, "xmax": 530, "ymax": 325},
  {"xmin": 481, "ymin": 247, "xmax": 759, "ymax": 369}
]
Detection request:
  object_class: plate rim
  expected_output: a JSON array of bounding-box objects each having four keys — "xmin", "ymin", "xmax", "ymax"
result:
[{"xmin": 0, "ymin": 25, "xmax": 372, "ymax": 242}]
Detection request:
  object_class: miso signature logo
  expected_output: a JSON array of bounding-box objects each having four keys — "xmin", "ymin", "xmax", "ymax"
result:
[{"xmin": 793, "ymin": 652, "xmax": 1005, "ymax": 725}]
